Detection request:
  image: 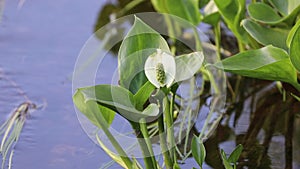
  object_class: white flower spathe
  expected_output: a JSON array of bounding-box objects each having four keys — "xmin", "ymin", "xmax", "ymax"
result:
[{"xmin": 144, "ymin": 49, "xmax": 176, "ymax": 88}]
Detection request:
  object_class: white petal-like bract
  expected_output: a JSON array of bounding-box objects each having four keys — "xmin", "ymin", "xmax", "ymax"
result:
[{"xmin": 144, "ymin": 49, "xmax": 176, "ymax": 88}]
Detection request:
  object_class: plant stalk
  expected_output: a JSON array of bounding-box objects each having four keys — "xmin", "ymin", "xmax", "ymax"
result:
[
  {"xmin": 158, "ymin": 114, "xmax": 173, "ymax": 169},
  {"xmin": 214, "ymin": 22, "xmax": 221, "ymax": 61},
  {"xmin": 163, "ymin": 97, "xmax": 176, "ymax": 164},
  {"xmin": 169, "ymin": 93, "xmax": 178, "ymax": 162},
  {"xmin": 139, "ymin": 118, "xmax": 158, "ymax": 169},
  {"xmin": 193, "ymin": 27, "xmax": 203, "ymax": 51},
  {"xmin": 92, "ymin": 104, "xmax": 133, "ymax": 168}
]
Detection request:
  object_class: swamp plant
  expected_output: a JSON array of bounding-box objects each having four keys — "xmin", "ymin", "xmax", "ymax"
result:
[
  {"xmin": 74, "ymin": 0, "xmax": 300, "ymax": 168},
  {"xmin": 0, "ymin": 69, "xmax": 37, "ymax": 169},
  {"xmin": 74, "ymin": 16, "xmax": 211, "ymax": 168}
]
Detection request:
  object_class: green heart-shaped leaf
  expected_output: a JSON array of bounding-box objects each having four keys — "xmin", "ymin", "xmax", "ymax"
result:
[
  {"xmin": 290, "ymin": 22, "xmax": 300, "ymax": 72},
  {"xmin": 269, "ymin": 0, "xmax": 300, "ymax": 16},
  {"xmin": 73, "ymin": 88, "xmax": 115, "ymax": 129},
  {"xmin": 220, "ymin": 150, "xmax": 233, "ymax": 169},
  {"xmin": 286, "ymin": 19, "xmax": 300, "ymax": 48},
  {"xmin": 248, "ymin": 2, "xmax": 300, "ymax": 25},
  {"xmin": 228, "ymin": 144, "xmax": 243, "ymax": 163},
  {"xmin": 242, "ymin": 19, "xmax": 289, "ymax": 50},
  {"xmin": 268, "ymin": 0, "xmax": 300, "ymax": 24},
  {"xmin": 118, "ymin": 16, "xmax": 170, "ymax": 94},
  {"xmin": 191, "ymin": 136, "xmax": 206, "ymax": 168},
  {"xmin": 215, "ymin": 46, "xmax": 299, "ymax": 89},
  {"xmin": 74, "ymin": 85, "xmax": 159, "ymax": 123},
  {"xmin": 248, "ymin": 3, "xmax": 282, "ymax": 24},
  {"xmin": 203, "ymin": 1, "xmax": 221, "ymax": 26},
  {"xmin": 133, "ymin": 81, "xmax": 156, "ymax": 110}
]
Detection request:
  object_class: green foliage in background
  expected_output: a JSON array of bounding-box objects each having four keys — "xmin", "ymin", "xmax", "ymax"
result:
[{"xmin": 73, "ymin": 0, "xmax": 300, "ymax": 168}]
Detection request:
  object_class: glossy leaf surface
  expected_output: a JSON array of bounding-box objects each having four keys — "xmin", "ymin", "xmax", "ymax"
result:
[
  {"xmin": 191, "ymin": 136, "xmax": 206, "ymax": 168},
  {"xmin": 242, "ymin": 19, "xmax": 289, "ymax": 50},
  {"xmin": 118, "ymin": 16, "xmax": 170, "ymax": 94},
  {"xmin": 151, "ymin": 0, "xmax": 201, "ymax": 25},
  {"xmin": 290, "ymin": 22, "xmax": 300, "ymax": 72},
  {"xmin": 215, "ymin": 46, "xmax": 299, "ymax": 87}
]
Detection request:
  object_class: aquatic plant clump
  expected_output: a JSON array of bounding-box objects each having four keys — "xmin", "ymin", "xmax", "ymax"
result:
[
  {"xmin": 0, "ymin": 102, "xmax": 36, "ymax": 169},
  {"xmin": 74, "ymin": 0, "xmax": 300, "ymax": 167}
]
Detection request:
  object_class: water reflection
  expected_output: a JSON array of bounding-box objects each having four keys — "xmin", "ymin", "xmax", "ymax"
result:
[{"xmin": 0, "ymin": 0, "xmax": 113, "ymax": 168}]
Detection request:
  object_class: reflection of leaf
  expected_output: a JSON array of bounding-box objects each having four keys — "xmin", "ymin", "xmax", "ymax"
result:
[
  {"xmin": 118, "ymin": 16, "xmax": 170, "ymax": 94},
  {"xmin": 94, "ymin": 4, "xmax": 119, "ymax": 32},
  {"xmin": 215, "ymin": 46, "xmax": 299, "ymax": 89},
  {"xmin": 94, "ymin": 4, "xmax": 123, "ymax": 54},
  {"xmin": 94, "ymin": 1, "xmax": 154, "ymax": 54},
  {"xmin": 242, "ymin": 19, "xmax": 289, "ymax": 50},
  {"xmin": 94, "ymin": 1, "xmax": 154, "ymax": 32},
  {"xmin": 290, "ymin": 23, "xmax": 300, "ymax": 72}
]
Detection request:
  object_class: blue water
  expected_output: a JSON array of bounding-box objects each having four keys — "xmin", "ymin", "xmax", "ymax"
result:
[{"xmin": 0, "ymin": 0, "xmax": 114, "ymax": 168}]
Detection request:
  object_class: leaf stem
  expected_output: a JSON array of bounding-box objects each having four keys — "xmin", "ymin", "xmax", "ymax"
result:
[
  {"xmin": 162, "ymin": 95, "xmax": 178, "ymax": 167},
  {"xmin": 202, "ymin": 68, "xmax": 220, "ymax": 94},
  {"xmin": 237, "ymin": 39, "xmax": 245, "ymax": 52},
  {"xmin": 158, "ymin": 114, "xmax": 173, "ymax": 168},
  {"xmin": 93, "ymin": 105, "xmax": 133, "ymax": 168},
  {"xmin": 169, "ymin": 93, "xmax": 178, "ymax": 162},
  {"xmin": 292, "ymin": 82, "xmax": 300, "ymax": 92},
  {"xmin": 139, "ymin": 119, "xmax": 158, "ymax": 169},
  {"xmin": 193, "ymin": 27, "xmax": 203, "ymax": 51},
  {"xmin": 213, "ymin": 22, "xmax": 221, "ymax": 61},
  {"xmin": 102, "ymin": 127, "xmax": 133, "ymax": 168}
]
